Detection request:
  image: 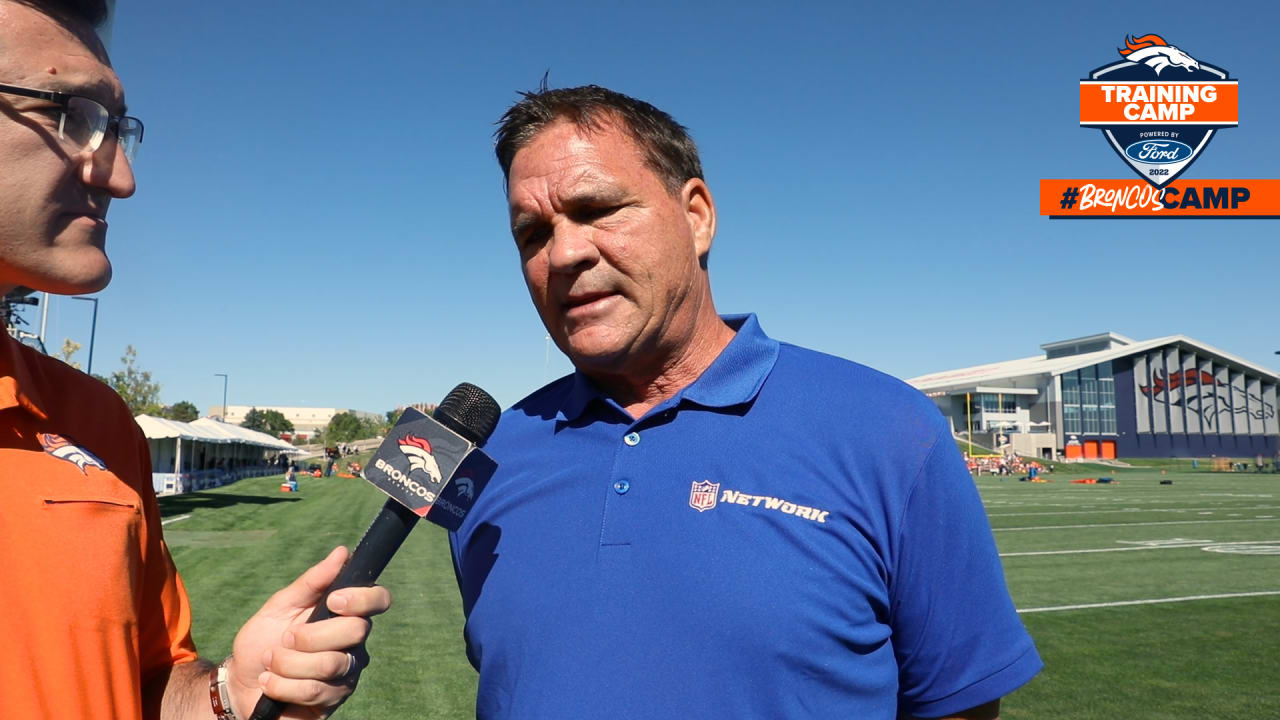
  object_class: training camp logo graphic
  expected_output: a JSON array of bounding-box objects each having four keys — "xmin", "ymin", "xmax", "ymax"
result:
[
  {"xmin": 397, "ymin": 434, "xmax": 443, "ymax": 483},
  {"xmin": 1084, "ymin": 34, "xmax": 1233, "ymax": 188},
  {"xmin": 1041, "ymin": 34, "xmax": 1279, "ymax": 218},
  {"xmin": 37, "ymin": 433, "xmax": 107, "ymax": 475}
]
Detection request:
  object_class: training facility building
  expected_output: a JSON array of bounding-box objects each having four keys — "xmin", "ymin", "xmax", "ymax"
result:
[
  {"xmin": 906, "ymin": 332, "xmax": 1279, "ymax": 460},
  {"xmin": 208, "ymin": 405, "xmax": 383, "ymax": 441}
]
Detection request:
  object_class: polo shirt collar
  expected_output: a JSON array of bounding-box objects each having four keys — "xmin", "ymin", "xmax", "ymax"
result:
[
  {"xmin": 0, "ymin": 330, "xmax": 50, "ymax": 420},
  {"xmin": 556, "ymin": 313, "xmax": 779, "ymax": 422},
  {"xmin": 558, "ymin": 371, "xmax": 600, "ymax": 422},
  {"xmin": 678, "ymin": 313, "xmax": 779, "ymax": 409}
]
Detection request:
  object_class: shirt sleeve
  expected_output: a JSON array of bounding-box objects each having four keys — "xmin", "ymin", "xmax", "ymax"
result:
[
  {"xmin": 889, "ymin": 416, "xmax": 1042, "ymax": 718},
  {"xmin": 131, "ymin": 426, "xmax": 200, "ymax": 683}
]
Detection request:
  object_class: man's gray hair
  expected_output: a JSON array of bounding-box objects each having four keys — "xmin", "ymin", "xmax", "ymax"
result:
[{"xmin": 495, "ymin": 84, "xmax": 704, "ymax": 195}]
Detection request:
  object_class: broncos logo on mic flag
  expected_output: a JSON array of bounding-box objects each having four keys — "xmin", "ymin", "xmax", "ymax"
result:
[
  {"xmin": 38, "ymin": 433, "xmax": 107, "ymax": 475},
  {"xmin": 398, "ymin": 434, "xmax": 443, "ymax": 483}
]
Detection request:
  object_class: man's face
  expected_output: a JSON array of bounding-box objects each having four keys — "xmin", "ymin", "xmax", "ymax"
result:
[
  {"xmin": 507, "ymin": 118, "xmax": 715, "ymax": 377},
  {"xmin": 0, "ymin": 2, "xmax": 135, "ymax": 295}
]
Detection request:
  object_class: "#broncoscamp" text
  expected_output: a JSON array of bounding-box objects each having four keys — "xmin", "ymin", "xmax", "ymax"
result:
[{"xmin": 1077, "ymin": 183, "xmax": 1249, "ymax": 212}]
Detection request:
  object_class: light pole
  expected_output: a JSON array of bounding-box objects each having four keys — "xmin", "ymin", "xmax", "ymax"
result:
[
  {"xmin": 71, "ymin": 296, "xmax": 98, "ymax": 375},
  {"xmin": 214, "ymin": 373, "xmax": 228, "ymax": 422}
]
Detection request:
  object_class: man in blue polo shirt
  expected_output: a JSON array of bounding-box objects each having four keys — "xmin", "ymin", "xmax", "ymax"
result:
[{"xmin": 450, "ymin": 85, "xmax": 1041, "ymax": 719}]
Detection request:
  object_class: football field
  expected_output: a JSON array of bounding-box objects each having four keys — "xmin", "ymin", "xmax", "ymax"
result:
[
  {"xmin": 159, "ymin": 463, "xmax": 1279, "ymax": 719},
  {"xmin": 985, "ymin": 468, "xmax": 1279, "ymax": 719}
]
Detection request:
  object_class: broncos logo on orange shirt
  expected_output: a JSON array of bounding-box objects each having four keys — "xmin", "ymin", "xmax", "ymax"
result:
[{"xmin": 37, "ymin": 433, "xmax": 107, "ymax": 475}]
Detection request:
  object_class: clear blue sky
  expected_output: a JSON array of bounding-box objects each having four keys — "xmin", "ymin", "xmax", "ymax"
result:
[{"xmin": 22, "ymin": 0, "xmax": 1280, "ymax": 414}]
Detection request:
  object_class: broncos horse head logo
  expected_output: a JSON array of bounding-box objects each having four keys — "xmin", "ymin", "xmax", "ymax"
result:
[
  {"xmin": 453, "ymin": 475, "xmax": 475, "ymax": 501},
  {"xmin": 398, "ymin": 434, "xmax": 443, "ymax": 483},
  {"xmin": 37, "ymin": 433, "xmax": 107, "ymax": 475},
  {"xmin": 1119, "ymin": 34, "xmax": 1200, "ymax": 75}
]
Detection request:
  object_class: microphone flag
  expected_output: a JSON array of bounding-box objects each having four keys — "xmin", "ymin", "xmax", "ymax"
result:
[{"xmin": 363, "ymin": 407, "xmax": 497, "ymax": 531}]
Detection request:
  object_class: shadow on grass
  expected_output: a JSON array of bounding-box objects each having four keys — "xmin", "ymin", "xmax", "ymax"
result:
[{"xmin": 159, "ymin": 491, "xmax": 301, "ymax": 516}]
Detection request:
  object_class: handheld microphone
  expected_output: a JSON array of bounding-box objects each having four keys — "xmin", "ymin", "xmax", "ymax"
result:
[{"xmin": 247, "ymin": 382, "xmax": 500, "ymax": 720}]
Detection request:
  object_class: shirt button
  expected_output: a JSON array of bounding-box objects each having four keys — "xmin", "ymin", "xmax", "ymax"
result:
[
  {"xmin": 614, "ymin": 479, "xmax": 631, "ymax": 494},
  {"xmin": 623, "ymin": 432, "xmax": 641, "ymax": 446}
]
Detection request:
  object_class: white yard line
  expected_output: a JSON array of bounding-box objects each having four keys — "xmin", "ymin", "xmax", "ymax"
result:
[
  {"xmin": 1001, "ymin": 540, "xmax": 1280, "ymax": 557},
  {"xmin": 984, "ymin": 499, "xmax": 1259, "ymax": 510},
  {"xmin": 161, "ymin": 514, "xmax": 192, "ymax": 526},
  {"xmin": 987, "ymin": 505, "xmax": 1279, "ymax": 518},
  {"xmin": 1201, "ymin": 493, "xmax": 1274, "ymax": 498},
  {"xmin": 993, "ymin": 517, "xmax": 1277, "ymax": 532},
  {"xmin": 1018, "ymin": 591, "xmax": 1280, "ymax": 614}
]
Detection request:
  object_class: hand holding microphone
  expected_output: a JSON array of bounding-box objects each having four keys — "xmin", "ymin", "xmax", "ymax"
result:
[{"xmin": 235, "ymin": 383, "xmax": 501, "ymax": 720}]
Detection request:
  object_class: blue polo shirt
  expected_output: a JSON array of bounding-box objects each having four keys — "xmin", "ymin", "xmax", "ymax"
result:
[{"xmin": 451, "ymin": 314, "xmax": 1040, "ymax": 719}]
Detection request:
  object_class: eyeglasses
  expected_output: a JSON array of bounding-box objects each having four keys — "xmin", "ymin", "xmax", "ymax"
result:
[{"xmin": 0, "ymin": 83, "xmax": 143, "ymax": 161}]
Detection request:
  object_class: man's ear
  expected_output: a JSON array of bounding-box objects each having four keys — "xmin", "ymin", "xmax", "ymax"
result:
[{"xmin": 682, "ymin": 178, "xmax": 716, "ymax": 269}]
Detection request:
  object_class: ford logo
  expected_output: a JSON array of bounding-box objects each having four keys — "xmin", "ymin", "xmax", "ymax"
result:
[{"xmin": 1124, "ymin": 140, "xmax": 1193, "ymax": 164}]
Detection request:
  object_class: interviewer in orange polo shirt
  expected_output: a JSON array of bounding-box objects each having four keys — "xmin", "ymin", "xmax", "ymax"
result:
[{"xmin": 0, "ymin": 2, "xmax": 390, "ymax": 718}]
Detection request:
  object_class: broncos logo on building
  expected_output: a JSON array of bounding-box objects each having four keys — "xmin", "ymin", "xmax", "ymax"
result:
[
  {"xmin": 37, "ymin": 433, "xmax": 107, "ymax": 475},
  {"xmin": 1119, "ymin": 33, "xmax": 1201, "ymax": 75},
  {"xmin": 1141, "ymin": 369, "xmax": 1276, "ymax": 425},
  {"xmin": 398, "ymin": 434, "xmax": 443, "ymax": 483}
]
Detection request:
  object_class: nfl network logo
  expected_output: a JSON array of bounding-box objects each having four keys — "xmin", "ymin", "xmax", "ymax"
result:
[{"xmin": 688, "ymin": 480, "xmax": 720, "ymax": 512}]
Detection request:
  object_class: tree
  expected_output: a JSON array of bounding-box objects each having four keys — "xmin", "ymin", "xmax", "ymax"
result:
[
  {"xmin": 324, "ymin": 412, "xmax": 366, "ymax": 444},
  {"xmin": 163, "ymin": 400, "xmax": 200, "ymax": 422},
  {"xmin": 386, "ymin": 408, "xmax": 404, "ymax": 427},
  {"xmin": 241, "ymin": 407, "xmax": 268, "ymax": 432},
  {"xmin": 261, "ymin": 409, "xmax": 295, "ymax": 436},
  {"xmin": 360, "ymin": 415, "xmax": 385, "ymax": 439},
  {"xmin": 106, "ymin": 345, "xmax": 162, "ymax": 415},
  {"xmin": 57, "ymin": 338, "xmax": 82, "ymax": 370},
  {"xmin": 241, "ymin": 407, "xmax": 295, "ymax": 437}
]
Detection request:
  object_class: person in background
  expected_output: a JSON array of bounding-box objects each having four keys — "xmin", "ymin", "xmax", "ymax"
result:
[{"xmin": 0, "ymin": 2, "xmax": 389, "ymax": 717}]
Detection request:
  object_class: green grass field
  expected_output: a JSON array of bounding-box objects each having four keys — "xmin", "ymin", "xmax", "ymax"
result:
[{"xmin": 159, "ymin": 462, "xmax": 1280, "ymax": 719}]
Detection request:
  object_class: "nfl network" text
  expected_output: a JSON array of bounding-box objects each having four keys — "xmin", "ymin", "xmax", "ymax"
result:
[{"xmin": 719, "ymin": 490, "xmax": 830, "ymax": 523}]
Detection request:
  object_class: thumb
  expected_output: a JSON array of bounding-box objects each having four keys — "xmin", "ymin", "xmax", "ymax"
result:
[{"xmin": 262, "ymin": 545, "xmax": 349, "ymax": 614}]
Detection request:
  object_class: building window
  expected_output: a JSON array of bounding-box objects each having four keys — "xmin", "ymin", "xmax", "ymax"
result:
[
  {"xmin": 1064, "ymin": 405, "xmax": 1082, "ymax": 434},
  {"xmin": 1101, "ymin": 406, "xmax": 1117, "ymax": 434},
  {"xmin": 1097, "ymin": 362, "xmax": 1113, "ymax": 381},
  {"xmin": 1063, "ymin": 373, "xmax": 1080, "ymax": 405},
  {"xmin": 1099, "ymin": 374, "xmax": 1115, "ymax": 407},
  {"xmin": 1098, "ymin": 361, "xmax": 1116, "ymax": 434},
  {"xmin": 1081, "ymin": 365, "xmax": 1098, "ymax": 406},
  {"xmin": 1098, "ymin": 362, "xmax": 1114, "ymax": 401},
  {"xmin": 1084, "ymin": 406, "xmax": 1100, "ymax": 434}
]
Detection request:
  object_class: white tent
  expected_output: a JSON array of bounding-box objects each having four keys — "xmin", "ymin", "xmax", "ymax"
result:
[
  {"xmin": 135, "ymin": 415, "xmax": 300, "ymax": 495},
  {"xmin": 190, "ymin": 417, "xmax": 299, "ymax": 452}
]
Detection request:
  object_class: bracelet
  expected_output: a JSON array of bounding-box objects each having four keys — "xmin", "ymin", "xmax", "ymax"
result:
[{"xmin": 209, "ymin": 659, "xmax": 239, "ymax": 720}]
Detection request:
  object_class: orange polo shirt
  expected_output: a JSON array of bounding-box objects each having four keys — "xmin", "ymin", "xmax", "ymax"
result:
[{"xmin": 0, "ymin": 332, "xmax": 198, "ymax": 719}]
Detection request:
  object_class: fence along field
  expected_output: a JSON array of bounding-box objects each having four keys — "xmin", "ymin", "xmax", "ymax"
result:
[{"xmin": 159, "ymin": 460, "xmax": 1278, "ymax": 719}]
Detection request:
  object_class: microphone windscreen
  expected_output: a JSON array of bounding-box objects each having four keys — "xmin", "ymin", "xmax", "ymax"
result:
[{"xmin": 434, "ymin": 382, "xmax": 501, "ymax": 446}]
